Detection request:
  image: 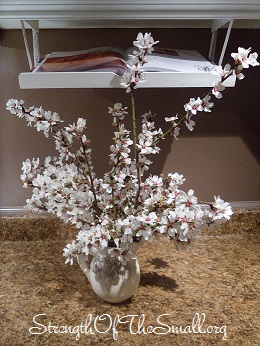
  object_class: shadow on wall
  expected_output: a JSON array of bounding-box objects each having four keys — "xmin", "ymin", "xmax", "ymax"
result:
[{"xmin": 162, "ymin": 135, "xmax": 260, "ymax": 201}]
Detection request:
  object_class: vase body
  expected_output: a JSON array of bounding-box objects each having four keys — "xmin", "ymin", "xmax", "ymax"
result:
[{"xmin": 77, "ymin": 246, "xmax": 140, "ymax": 303}]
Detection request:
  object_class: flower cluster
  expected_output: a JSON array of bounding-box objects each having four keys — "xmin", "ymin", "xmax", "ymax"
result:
[
  {"xmin": 6, "ymin": 33, "xmax": 258, "ymax": 267},
  {"xmin": 120, "ymin": 32, "xmax": 159, "ymax": 92},
  {"xmin": 6, "ymin": 99, "xmax": 62, "ymax": 138},
  {"xmin": 181, "ymin": 47, "xmax": 259, "ymax": 134}
]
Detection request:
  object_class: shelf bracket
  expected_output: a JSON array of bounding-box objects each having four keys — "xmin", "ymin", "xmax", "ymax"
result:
[
  {"xmin": 20, "ymin": 19, "xmax": 233, "ymax": 71},
  {"xmin": 208, "ymin": 19, "xmax": 234, "ymax": 66},
  {"xmin": 21, "ymin": 20, "xmax": 40, "ymax": 70}
]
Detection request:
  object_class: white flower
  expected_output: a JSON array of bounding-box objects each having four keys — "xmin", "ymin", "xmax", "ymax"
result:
[
  {"xmin": 137, "ymin": 136, "xmax": 158, "ymax": 155},
  {"xmin": 167, "ymin": 173, "xmax": 185, "ymax": 188},
  {"xmin": 212, "ymin": 81, "xmax": 225, "ymax": 99},
  {"xmin": 184, "ymin": 98, "xmax": 203, "ymax": 115},
  {"xmin": 202, "ymin": 95, "xmax": 214, "ymax": 112},
  {"xmin": 165, "ymin": 114, "xmax": 178, "ymax": 123},
  {"xmin": 135, "ymin": 224, "xmax": 153, "ymax": 241},
  {"xmin": 133, "ymin": 32, "xmax": 159, "ymax": 54},
  {"xmin": 211, "ymin": 196, "xmax": 233, "ymax": 220},
  {"xmin": 65, "ymin": 118, "xmax": 86, "ymax": 136},
  {"xmin": 173, "ymin": 127, "xmax": 180, "ymax": 140},
  {"xmin": 110, "ymin": 141, "xmax": 131, "ymax": 159},
  {"xmin": 146, "ymin": 175, "xmax": 163, "ymax": 189},
  {"xmin": 63, "ymin": 241, "xmax": 79, "ymax": 265},
  {"xmin": 177, "ymin": 189, "xmax": 198, "ymax": 207},
  {"xmin": 44, "ymin": 110, "xmax": 60, "ymax": 124},
  {"xmin": 6, "ymin": 99, "xmax": 25, "ymax": 116},
  {"xmin": 231, "ymin": 47, "xmax": 259, "ymax": 68},
  {"xmin": 34, "ymin": 120, "xmax": 52, "ymax": 138},
  {"xmin": 108, "ymin": 103, "xmax": 128, "ymax": 124},
  {"xmin": 76, "ymin": 118, "xmax": 87, "ymax": 132},
  {"xmin": 212, "ymin": 64, "xmax": 231, "ymax": 78},
  {"xmin": 20, "ymin": 158, "xmax": 41, "ymax": 187},
  {"xmin": 120, "ymin": 70, "xmax": 137, "ymax": 92},
  {"xmin": 185, "ymin": 116, "xmax": 195, "ymax": 131}
]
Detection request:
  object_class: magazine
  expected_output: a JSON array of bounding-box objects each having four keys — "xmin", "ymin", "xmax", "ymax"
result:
[
  {"xmin": 36, "ymin": 46, "xmax": 128, "ymax": 73},
  {"xmin": 34, "ymin": 46, "xmax": 216, "ymax": 75}
]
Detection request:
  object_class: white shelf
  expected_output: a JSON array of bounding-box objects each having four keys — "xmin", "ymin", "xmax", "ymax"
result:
[
  {"xmin": 18, "ymin": 47, "xmax": 237, "ymax": 89},
  {"xmin": 1, "ymin": 1, "xmax": 246, "ymax": 88},
  {"xmin": 18, "ymin": 70, "xmax": 236, "ymax": 89}
]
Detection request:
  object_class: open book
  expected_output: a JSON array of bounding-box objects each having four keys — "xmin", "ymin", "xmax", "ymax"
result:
[
  {"xmin": 36, "ymin": 46, "xmax": 128, "ymax": 73},
  {"xmin": 19, "ymin": 46, "xmax": 236, "ymax": 89},
  {"xmin": 34, "ymin": 46, "xmax": 217, "ymax": 75}
]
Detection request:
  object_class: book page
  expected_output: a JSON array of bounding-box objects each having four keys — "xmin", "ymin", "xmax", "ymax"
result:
[
  {"xmin": 126, "ymin": 47, "xmax": 216, "ymax": 73},
  {"xmin": 35, "ymin": 47, "xmax": 128, "ymax": 74}
]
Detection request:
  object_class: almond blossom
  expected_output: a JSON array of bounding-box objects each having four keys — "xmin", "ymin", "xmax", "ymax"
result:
[
  {"xmin": 212, "ymin": 81, "xmax": 225, "ymax": 99},
  {"xmin": 5, "ymin": 32, "xmax": 259, "ymax": 267},
  {"xmin": 173, "ymin": 127, "xmax": 180, "ymax": 140},
  {"xmin": 212, "ymin": 64, "xmax": 231, "ymax": 78},
  {"xmin": 6, "ymin": 98, "xmax": 25, "ymax": 117},
  {"xmin": 201, "ymin": 95, "xmax": 214, "ymax": 112},
  {"xmin": 231, "ymin": 47, "xmax": 259, "ymax": 68},
  {"xmin": 184, "ymin": 97, "xmax": 203, "ymax": 115},
  {"xmin": 165, "ymin": 115, "xmax": 178, "ymax": 123},
  {"xmin": 133, "ymin": 32, "xmax": 159, "ymax": 54},
  {"xmin": 120, "ymin": 69, "xmax": 145, "ymax": 92},
  {"xmin": 185, "ymin": 115, "xmax": 196, "ymax": 131},
  {"xmin": 108, "ymin": 102, "xmax": 128, "ymax": 125}
]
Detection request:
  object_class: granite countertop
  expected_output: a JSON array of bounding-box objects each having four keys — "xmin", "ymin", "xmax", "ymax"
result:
[{"xmin": 0, "ymin": 209, "xmax": 259, "ymax": 345}]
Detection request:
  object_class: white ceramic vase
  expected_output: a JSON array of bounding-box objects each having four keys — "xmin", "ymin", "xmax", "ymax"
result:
[{"xmin": 77, "ymin": 246, "xmax": 140, "ymax": 304}]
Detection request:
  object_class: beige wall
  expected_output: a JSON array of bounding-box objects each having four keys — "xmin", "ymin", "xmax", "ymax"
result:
[{"xmin": 0, "ymin": 28, "xmax": 259, "ymax": 206}]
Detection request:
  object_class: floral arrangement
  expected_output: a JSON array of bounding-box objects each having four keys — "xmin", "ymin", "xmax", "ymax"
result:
[{"xmin": 6, "ymin": 33, "xmax": 259, "ymax": 267}]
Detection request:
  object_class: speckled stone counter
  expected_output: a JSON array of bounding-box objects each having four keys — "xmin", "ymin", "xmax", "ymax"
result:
[{"xmin": 0, "ymin": 210, "xmax": 259, "ymax": 346}]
